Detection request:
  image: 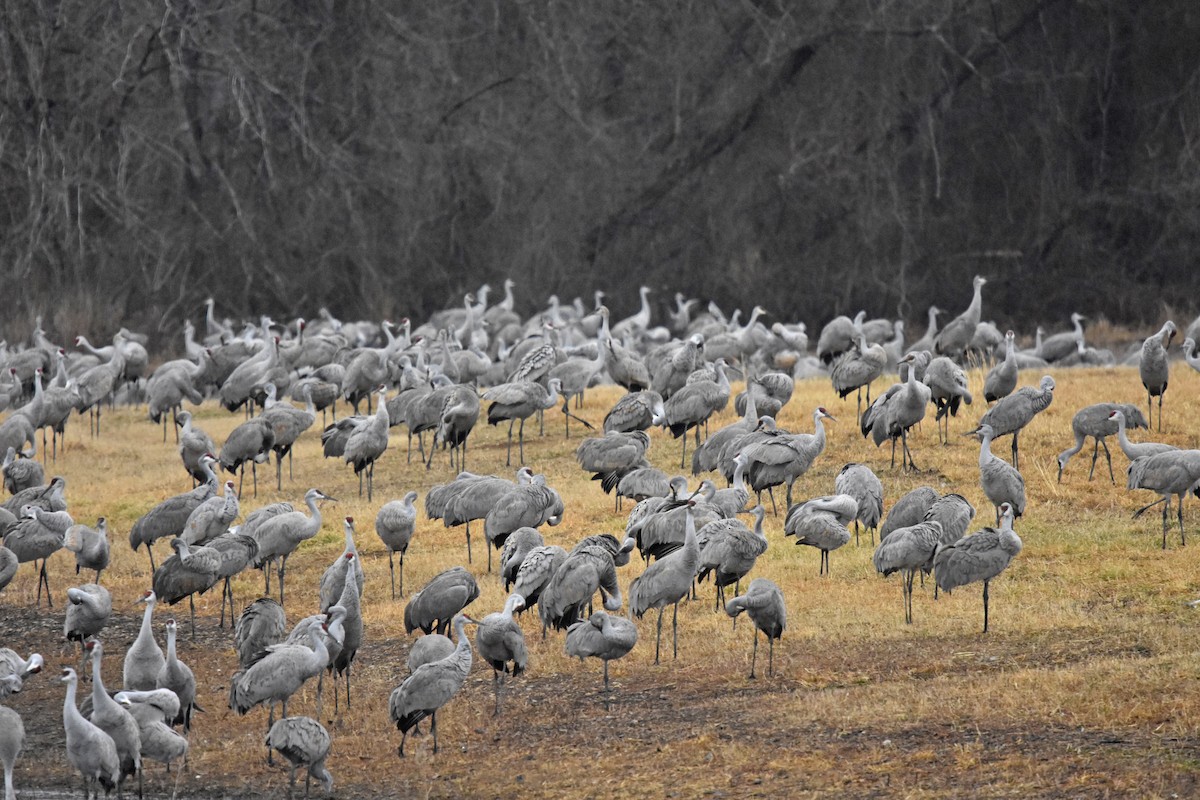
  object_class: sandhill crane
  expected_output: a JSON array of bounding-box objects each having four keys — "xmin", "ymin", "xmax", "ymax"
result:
[
  {"xmin": 499, "ymin": 527, "xmax": 544, "ymax": 590},
  {"xmin": 220, "ymin": 416, "xmax": 275, "ymax": 498},
  {"xmin": 0, "ymin": 547, "xmax": 15, "ymax": 593},
  {"xmin": 390, "ymin": 613, "xmax": 475, "ymax": 756},
  {"xmin": 539, "ymin": 545, "xmax": 623, "ymax": 634},
  {"xmin": 691, "ymin": 394, "xmax": 757, "ymax": 477},
  {"xmin": 404, "ymin": 566, "xmax": 479, "ymax": 636},
  {"xmin": 1056, "ymin": 403, "xmax": 1148, "ymax": 483},
  {"xmin": 60, "ymin": 667, "xmax": 120, "ymax": 800},
  {"xmin": 724, "ymin": 578, "xmax": 786, "ymax": 678},
  {"xmin": 565, "ymin": 610, "xmax": 638, "ymax": 698},
  {"xmin": 651, "ymin": 333, "xmax": 705, "ymax": 400},
  {"xmin": 484, "ymin": 475, "xmax": 563, "ymax": 571},
  {"xmin": 934, "ymin": 275, "xmax": 986, "ymax": 362},
  {"xmin": 342, "ymin": 387, "xmax": 389, "ymax": 500},
  {"xmin": 924, "ymin": 356, "xmax": 973, "ymax": 444},
  {"xmin": 483, "ymin": 378, "xmax": 562, "ymax": 466},
  {"xmin": 132, "ymin": 453, "xmax": 222, "ymax": 573},
  {"xmin": 975, "ymin": 375, "xmax": 1055, "ymax": 469},
  {"xmin": 576, "ymin": 430, "xmax": 651, "ymax": 504},
  {"xmin": 2, "ymin": 447, "xmax": 42, "ymax": 495},
  {"xmin": 262, "ymin": 383, "xmax": 317, "ymax": 490},
  {"xmin": 4, "ymin": 504, "xmax": 71, "ymax": 607},
  {"xmin": 831, "ymin": 333, "xmax": 887, "ymax": 422},
  {"xmin": 603, "ymin": 389, "xmax": 664, "ymax": 434},
  {"xmin": 182, "ymin": 480, "xmax": 238, "ymax": 545},
  {"xmin": 881, "ymin": 487, "xmax": 939, "ymax": 541},
  {"xmin": 74, "ymin": 335, "xmax": 127, "ymax": 438},
  {"xmin": 1, "ymin": 473, "xmax": 67, "ymax": 516},
  {"xmin": 85, "ymin": 640, "xmax": 141, "ymax": 794},
  {"xmin": 0, "ymin": 415, "xmax": 35, "ymax": 468},
  {"xmin": 475, "ymin": 593, "xmax": 528, "ymax": 715},
  {"xmin": 1037, "ymin": 312, "xmax": 1087, "ymax": 362},
  {"xmin": 628, "ymin": 481, "xmax": 723, "ymax": 564},
  {"xmin": 64, "ymin": 584, "xmax": 112, "ymax": 664},
  {"xmin": 156, "ymin": 619, "xmax": 197, "ymax": 731},
  {"xmin": 431, "ymin": 469, "xmax": 531, "ymax": 564},
  {"xmin": 784, "ymin": 494, "xmax": 856, "ymax": 575},
  {"xmin": 835, "ymin": 463, "xmax": 884, "ymax": 545},
  {"xmin": 659, "ymin": 359, "xmax": 732, "ymax": 468},
  {"xmin": 547, "ymin": 331, "xmax": 605, "ymax": 437},
  {"xmin": 742, "ymin": 407, "xmax": 835, "ymax": 512},
  {"xmin": 861, "ymin": 355, "xmax": 930, "ymax": 471},
  {"xmin": 1139, "ymin": 320, "xmax": 1176, "ymax": 431},
  {"xmin": 605, "ymin": 332, "xmax": 653, "ymax": 393},
  {"xmin": 629, "ymin": 502, "xmax": 700, "ymax": 664},
  {"xmin": 376, "ymin": 491, "xmax": 418, "ymax": 598},
  {"xmin": 325, "ymin": 551, "xmax": 363, "ymax": 711},
  {"xmin": 63, "ymin": 517, "xmax": 109, "ymax": 582},
  {"xmin": 696, "ymin": 505, "xmax": 768, "ymax": 611},
  {"xmin": 319, "ymin": 517, "xmax": 364, "ymax": 613},
  {"xmin": 204, "ymin": 531, "xmax": 258, "ymax": 627},
  {"xmin": 1109, "ymin": 410, "xmax": 1176, "ymax": 462},
  {"xmin": 873, "ymin": 520, "xmax": 943, "ymax": 624},
  {"xmin": 429, "ymin": 383, "xmax": 479, "ymax": 471},
  {"xmin": 1185, "ymin": 337, "xmax": 1200, "ymax": 374},
  {"xmin": 114, "ymin": 690, "xmax": 188, "ymax": 781},
  {"xmin": 123, "ymin": 591, "xmax": 165, "ymax": 691},
  {"xmin": 153, "ymin": 537, "xmax": 223, "ymax": 636},
  {"xmin": 252, "ymin": 488, "xmax": 335, "ymax": 606},
  {"xmin": 285, "ymin": 605, "xmax": 347, "ymax": 718},
  {"xmin": 970, "ymin": 423, "xmax": 1027, "ymax": 524},
  {"xmin": 0, "ymin": 697, "xmax": 23, "ymax": 800},
  {"xmin": 934, "ymin": 503, "xmax": 1022, "ymax": 632},
  {"xmin": 0, "ymin": 650, "xmax": 42, "ymax": 698},
  {"xmin": 1127, "ymin": 449, "xmax": 1200, "ymax": 549},
  {"xmin": 983, "ymin": 330, "xmax": 1019, "ymax": 406},
  {"xmin": 235, "ymin": 597, "xmax": 286, "ymax": 669},
  {"xmin": 177, "ymin": 411, "xmax": 216, "ymax": 486},
  {"xmin": 816, "ymin": 313, "xmax": 861, "ymax": 366},
  {"xmin": 512, "ymin": 545, "xmax": 567, "ymax": 617},
  {"xmin": 267, "ymin": 716, "xmax": 334, "ymax": 798}
]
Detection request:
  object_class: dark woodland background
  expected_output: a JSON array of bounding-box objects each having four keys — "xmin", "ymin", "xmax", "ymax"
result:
[{"xmin": 2, "ymin": 0, "xmax": 1198, "ymax": 350}]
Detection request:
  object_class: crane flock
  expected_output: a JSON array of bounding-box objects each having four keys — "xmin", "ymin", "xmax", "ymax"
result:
[{"xmin": 0, "ymin": 279, "xmax": 1198, "ymax": 796}]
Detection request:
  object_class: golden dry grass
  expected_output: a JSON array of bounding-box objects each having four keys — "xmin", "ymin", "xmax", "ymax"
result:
[{"xmin": 4, "ymin": 363, "xmax": 1200, "ymax": 798}]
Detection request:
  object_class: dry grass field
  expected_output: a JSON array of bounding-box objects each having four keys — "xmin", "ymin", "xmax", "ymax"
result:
[{"xmin": 4, "ymin": 363, "xmax": 1200, "ymax": 798}]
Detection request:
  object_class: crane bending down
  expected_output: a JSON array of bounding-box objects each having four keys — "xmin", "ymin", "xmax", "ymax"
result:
[{"xmin": 724, "ymin": 578, "xmax": 786, "ymax": 679}]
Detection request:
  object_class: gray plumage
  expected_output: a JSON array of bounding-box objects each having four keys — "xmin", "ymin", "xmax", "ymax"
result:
[
  {"xmin": 1127, "ymin": 449, "xmax": 1200, "ymax": 549},
  {"xmin": 404, "ymin": 566, "xmax": 479, "ymax": 636},
  {"xmin": 629, "ymin": 484, "xmax": 723, "ymax": 563},
  {"xmin": 742, "ymin": 408, "xmax": 835, "ymax": 510},
  {"xmin": 64, "ymin": 583, "xmax": 112, "ymax": 646},
  {"xmin": 659, "ymin": 359, "xmax": 732, "ymax": 468},
  {"xmin": 61, "ymin": 667, "xmax": 120, "ymax": 799},
  {"xmin": 228, "ymin": 623, "xmax": 330, "ymax": 723},
  {"xmin": 693, "ymin": 393, "xmax": 758, "ymax": 476},
  {"xmin": 153, "ymin": 537, "xmax": 222, "ymax": 635},
  {"xmin": 0, "ymin": 701, "xmax": 23, "ymax": 800},
  {"xmin": 629, "ymin": 503, "xmax": 700, "ymax": 663},
  {"xmin": 0, "ymin": 474, "xmax": 67, "ymax": 516},
  {"xmin": 63, "ymin": 517, "xmax": 110, "ymax": 582},
  {"xmin": 830, "ymin": 333, "xmax": 886, "ymax": 422},
  {"xmin": 484, "ymin": 475, "xmax": 564, "ymax": 566},
  {"xmin": 784, "ymin": 494, "xmax": 857, "ymax": 576},
  {"xmin": 603, "ymin": 389, "xmax": 664, "ymax": 434},
  {"xmin": 86, "ymin": 640, "xmax": 141, "ymax": 787},
  {"xmin": 860, "ymin": 355, "xmax": 930, "ymax": 472},
  {"xmin": 267, "ymin": 716, "xmax": 334, "ymax": 797},
  {"xmin": 709, "ymin": 457, "xmax": 751, "ymax": 518},
  {"xmin": 432, "ymin": 383, "xmax": 479, "ymax": 471},
  {"xmin": 262, "ymin": 383, "xmax": 317, "ymax": 490},
  {"xmin": 576, "ymin": 430, "xmax": 651, "ymax": 496},
  {"xmin": 124, "ymin": 592, "xmax": 166, "ymax": 692},
  {"xmin": 155, "ymin": 619, "xmax": 197, "ymax": 730},
  {"xmin": 1057, "ymin": 403, "xmax": 1148, "ymax": 484},
  {"xmin": 816, "ymin": 313, "xmax": 860, "ymax": 365},
  {"xmin": 407, "ymin": 634, "xmax": 455, "ymax": 673},
  {"xmin": 973, "ymin": 423, "xmax": 1027, "ymax": 523},
  {"xmin": 696, "ymin": 505, "xmax": 768, "ymax": 611},
  {"xmin": 129, "ymin": 454, "xmax": 219, "ymax": 572},
  {"xmin": 376, "ymin": 491, "xmax": 418, "ymax": 598},
  {"xmin": 933, "ymin": 275, "xmax": 986, "ymax": 361},
  {"xmin": 1139, "ymin": 320, "xmax": 1176, "ymax": 432},
  {"xmin": 4, "ymin": 504, "xmax": 71, "ymax": 607},
  {"xmin": 934, "ymin": 503, "xmax": 1022, "ymax": 632},
  {"xmin": 476, "ymin": 593, "xmax": 529, "ymax": 715},
  {"xmin": 615, "ymin": 467, "xmax": 671, "ymax": 507},
  {"xmin": 389, "ymin": 614, "xmax": 474, "ymax": 756},
  {"xmin": 431, "ymin": 468, "xmax": 531, "ymax": 565},
  {"xmin": 834, "ymin": 462, "xmax": 884, "ymax": 546},
  {"xmin": 651, "ymin": 333, "xmax": 705, "ymax": 399},
  {"xmin": 2, "ymin": 447, "xmax": 42, "ymax": 495},
  {"xmin": 984, "ymin": 330, "xmax": 1018, "ymax": 403},
  {"xmin": 724, "ymin": 578, "xmax": 786, "ymax": 678},
  {"xmin": 1036, "ymin": 312, "xmax": 1086, "ymax": 363},
  {"xmin": 484, "ymin": 379, "xmax": 563, "ymax": 466},
  {"xmin": 565, "ymin": 610, "xmax": 638, "ymax": 691},
  {"xmin": 114, "ymin": 690, "xmax": 188, "ymax": 775},
  {"xmin": 539, "ymin": 545, "xmax": 623, "ymax": 633},
  {"xmin": 511, "ymin": 545, "xmax": 567, "ymax": 613},
  {"xmin": 235, "ymin": 597, "xmax": 287, "ymax": 669},
  {"xmin": 343, "ymin": 387, "xmax": 389, "ymax": 500},
  {"xmin": 318, "ymin": 517, "xmax": 365, "ymax": 613},
  {"xmin": 734, "ymin": 372, "xmax": 794, "ymax": 420},
  {"xmin": 328, "ymin": 554, "xmax": 363, "ymax": 711},
  {"xmin": 176, "ymin": 410, "xmax": 216, "ymax": 484},
  {"xmin": 924, "ymin": 493, "xmax": 977, "ymax": 546},
  {"xmin": 873, "ymin": 521, "xmax": 943, "ymax": 624},
  {"xmin": 219, "ymin": 416, "xmax": 275, "ymax": 498},
  {"xmin": 1109, "ymin": 409, "xmax": 1176, "ymax": 462},
  {"xmin": 182, "ymin": 480, "xmax": 239, "ymax": 545},
  {"xmin": 923, "ymin": 355, "xmax": 973, "ymax": 443},
  {"xmin": 880, "ymin": 487, "xmax": 939, "ymax": 541},
  {"xmin": 976, "ymin": 375, "xmax": 1055, "ymax": 470},
  {"xmin": 0, "ymin": 650, "xmax": 42, "ymax": 700},
  {"xmin": 251, "ymin": 487, "xmax": 333, "ymax": 606},
  {"xmin": 208, "ymin": 531, "xmax": 260, "ymax": 627},
  {"xmin": 499, "ymin": 527, "xmax": 544, "ymax": 591},
  {"xmin": 0, "ymin": 547, "xmax": 15, "ymax": 594}
]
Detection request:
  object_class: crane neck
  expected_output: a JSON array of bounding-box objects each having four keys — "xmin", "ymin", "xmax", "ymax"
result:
[
  {"xmin": 978, "ymin": 432, "xmax": 994, "ymax": 467},
  {"xmin": 731, "ymin": 459, "xmax": 745, "ymax": 492}
]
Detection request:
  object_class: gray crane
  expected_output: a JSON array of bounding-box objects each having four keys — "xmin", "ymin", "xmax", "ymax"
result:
[
  {"xmin": 934, "ymin": 502, "xmax": 1022, "ymax": 632},
  {"xmin": 85, "ymin": 640, "xmax": 141, "ymax": 794},
  {"xmin": 547, "ymin": 330, "xmax": 605, "ymax": 437},
  {"xmin": 659, "ymin": 359, "xmax": 732, "ymax": 468},
  {"xmin": 285, "ymin": 605, "xmax": 347, "ymax": 719},
  {"xmin": 73, "ymin": 336, "xmax": 126, "ymax": 438},
  {"xmin": 724, "ymin": 578, "xmax": 786, "ymax": 678},
  {"xmin": 1109, "ymin": 410, "xmax": 1176, "ymax": 462},
  {"xmin": 742, "ymin": 407, "xmax": 835, "ymax": 512},
  {"xmin": 404, "ymin": 566, "xmax": 479, "ymax": 636},
  {"xmin": 327, "ymin": 553, "xmax": 362, "ymax": 712},
  {"xmin": 154, "ymin": 537, "xmax": 222, "ymax": 636},
  {"xmin": 182, "ymin": 480, "xmax": 238, "ymax": 545},
  {"xmin": 499, "ymin": 527, "xmax": 544, "ymax": 590},
  {"xmin": 576, "ymin": 430, "xmax": 651, "ymax": 505},
  {"xmin": 484, "ymin": 378, "xmax": 562, "ymax": 466},
  {"xmin": 208, "ymin": 530, "xmax": 259, "ymax": 627},
  {"xmin": 831, "ymin": 333, "xmax": 887, "ymax": 423},
  {"xmin": 872, "ymin": 520, "xmax": 943, "ymax": 624},
  {"xmin": 1127, "ymin": 449, "xmax": 1200, "ymax": 549},
  {"xmin": 1139, "ymin": 320, "xmax": 1176, "ymax": 431},
  {"xmin": 1056, "ymin": 403, "xmax": 1148, "ymax": 483},
  {"xmin": 784, "ymin": 494, "xmax": 857, "ymax": 575},
  {"xmin": 61, "ymin": 667, "xmax": 120, "ymax": 800},
  {"xmin": 512, "ymin": 545, "xmax": 567, "ymax": 617},
  {"xmin": 923, "ymin": 355, "xmax": 973, "ymax": 444},
  {"xmin": 708, "ymin": 456, "xmax": 751, "ymax": 518},
  {"xmin": 1185, "ymin": 337, "xmax": 1200, "ymax": 375},
  {"xmin": 628, "ymin": 482, "xmax": 723, "ymax": 563},
  {"xmin": 2, "ymin": 446, "xmax": 42, "ymax": 495},
  {"xmin": 604, "ymin": 332, "xmax": 652, "ymax": 393},
  {"xmin": 429, "ymin": 383, "xmax": 480, "ymax": 472},
  {"xmin": 475, "ymin": 593, "xmax": 529, "ymax": 715},
  {"xmin": 251, "ymin": 488, "xmax": 335, "ymax": 606},
  {"xmin": 484, "ymin": 475, "xmax": 564, "ymax": 572},
  {"xmin": 4, "ymin": 504, "xmax": 71, "ymax": 607},
  {"xmin": 696, "ymin": 505, "xmax": 768, "ymax": 611},
  {"xmin": 130, "ymin": 453, "xmax": 218, "ymax": 572},
  {"xmin": 155, "ymin": 619, "xmax": 197, "ymax": 731},
  {"xmin": 389, "ymin": 613, "xmax": 475, "ymax": 756},
  {"xmin": 835, "ymin": 463, "xmax": 884, "ymax": 545},
  {"xmin": 220, "ymin": 416, "xmax": 275, "ymax": 498},
  {"xmin": 407, "ymin": 633, "xmax": 454, "ymax": 674},
  {"xmin": 176, "ymin": 411, "xmax": 216, "ymax": 485},
  {"xmin": 431, "ymin": 468, "xmax": 532, "ymax": 565},
  {"xmin": 974, "ymin": 375, "xmax": 1055, "ymax": 469},
  {"xmin": 267, "ymin": 716, "xmax": 334, "ymax": 798},
  {"xmin": 1037, "ymin": 312, "xmax": 1087, "ymax": 363},
  {"xmin": 235, "ymin": 597, "xmax": 286, "ymax": 669},
  {"xmin": 343, "ymin": 386, "xmax": 389, "ymax": 500},
  {"xmin": 629, "ymin": 502, "xmax": 700, "ymax": 664},
  {"xmin": 64, "ymin": 583, "xmax": 112, "ymax": 665},
  {"xmin": 0, "ymin": 650, "xmax": 42, "ymax": 698},
  {"xmin": 63, "ymin": 516, "xmax": 109, "ymax": 582},
  {"xmin": 114, "ymin": 690, "xmax": 188, "ymax": 782},
  {"xmin": 0, "ymin": 695, "xmax": 23, "ymax": 800},
  {"xmin": 565, "ymin": 610, "xmax": 638, "ymax": 698},
  {"xmin": 615, "ymin": 466, "xmax": 671, "ymax": 509},
  {"xmin": 0, "ymin": 546, "xmax": 14, "ymax": 594},
  {"xmin": 262, "ymin": 383, "xmax": 317, "ymax": 490},
  {"xmin": 0, "ymin": 416, "xmax": 35, "ymax": 470},
  {"xmin": 603, "ymin": 389, "xmax": 664, "ymax": 434},
  {"xmin": 860, "ymin": 355, "xmax": 930, "ymax": 472},
  {"xmin": 539, "ymin": 545, "xmax": 623, "ymax": 634},
  {"xmin": 971, "ymin": 423, "xmax": 1027, "ymax": 524},
  {"xmin": 376, "ymin": 491, "xmax": 418, "ymax": 598},
  {"xmin": 219, "ymin": 336, "xmax": 284, "ymax": 416},
  {"xmin": 691, "ymin": 393, "xmax": 758, "ymax": 476},
  {"xmin": 651, "ymin": 333, "xmax": 705, "ymax": 400},
  {"xmin": 1, "ymin": 473, "xmax": 67, "ymax": 516},
  {"xmin": 816, "ymin": 312, "xmax": 862, "ymax": 366},
  {"xmin": 983, "ymin": 330, "xmax": 1018, "ymax": 404},
  {"xmin": 318, "ymin": 516, "xmax": 365, "ymax": 613},
  {"xmin": 734, "ymin": 372, "xmax": 794, "ymax": 420},
  {"xmin": 123, "ymin": 591, "xmax": 165, "ymax": 691},
  {"xmin": 933, "ymin": 275, "xmax": 987, "ymax": 362}
]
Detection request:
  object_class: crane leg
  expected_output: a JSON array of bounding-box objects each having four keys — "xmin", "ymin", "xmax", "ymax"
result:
[
  {"xmin": 276, "ymin": 455, "xmax": 283, "ymax": 492},
  {"xmin": 389, "ymin": 551, "xmax": 396, "ymax": 600},
  {"xmin": 679, "ymin": 432, "xmax": 687, "ymax": 470},
  {"xmin": 466, "ymin": 521, "xmax": 472, "ymax": 565},
  {"xmin": 251, "ymin": 461, "xmax": 258, "ymax": 497},
  {"xmin": 654, "ymin": 606, "xmax": 664, "ymax": 665},
  {"xmin": 1179, "ymin": 495, "xmax": 1186, "ymax": 547},
  {"xmin": 748, "ymin": 627, "xmax": 759, "ymax": 679},
  {"xmin": 431, "ymin": 712, "xmax": 439, "ymax": 754},
  {"xmin": 768, "ymin": 633, "xmax": 775, "ymax": 678},
  {"xmin": 237, "ymin": 464, "xmax": 245, "ymax": 498},
  {"xmin": 493, "ymin": 670, "xmax": 502, "ymax": 716},
  {"xmin": 267, "ymin": 703, "xmax": 276, "ymax": 765},
  {"xmin": 603, "ymin": 660, "xmax": 610, "ymax": 693},
  {"xmin": 1101, "ymin": 439, "xmax": 1114, "ymax": 484},
  {"xmin": 368, "ymin": 462, "xmax": 374, "ymax": 502},
  {"xmin": 1158, "ymin": 393, "xmax": 1164, "ymax": 433},
  {"xmin": 487, "ymin": 540, "xmax": 493, "ymax": 573},
  {"xmin": 1162, "ymin": 498, "xmax": 1170, "ymax": 550},
  {"xmin": 189, "ymin": 594, "xmax": 197, "ymax": 639},
  {"xmin": 1087, "ymin": 439, "xmax": 1099, "ymax": 481},
  {"xmin": 518, "ymin": 417, "xmax": 526, "ymax": 465},
  {"xmin": 1011, "ymin": 431, "xmax": 1020, "ymax": 470},
  {"xmin": 672, "ymin": 600, "xmax": 680, "ymax": 660},
  {"xmin": 505, "ymin": 421, "xmax": 514, "ymax": 466},
  {"xmin": 767, "ymin": 488, "xmax": 777, "ymax": 517},
  {"xmin": 279, "ymin": 555, "xmax": 288, "ymax": 606},
  {"xmin": 982, "ymin": 579, "xmax": 991, "ymax": 633},
  {"xmin": 399, "ymin": 552, "xmax": 405, "ymax": 597}
]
